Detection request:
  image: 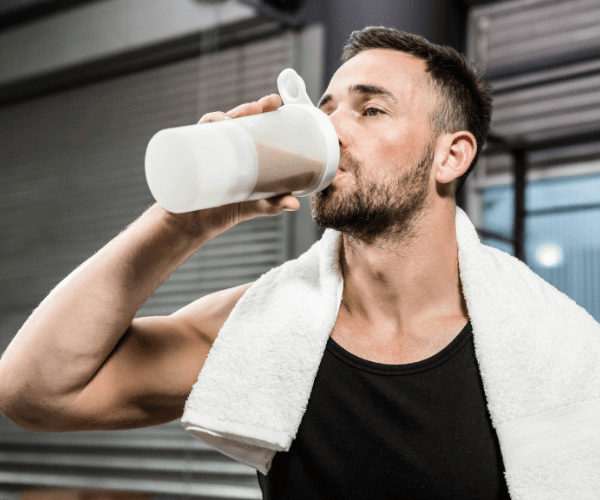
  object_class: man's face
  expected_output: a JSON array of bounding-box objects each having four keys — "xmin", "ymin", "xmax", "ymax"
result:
[{"xmin": 310, "ymin": 48, "xmax": 438, "ymax": 248}]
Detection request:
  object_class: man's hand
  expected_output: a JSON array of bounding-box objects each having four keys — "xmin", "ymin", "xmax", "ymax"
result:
[{"xmin": 162, "ymin": 94, "xmax": 301, "ymax": 239}]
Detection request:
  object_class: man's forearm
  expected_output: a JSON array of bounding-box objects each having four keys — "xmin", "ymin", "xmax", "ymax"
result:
[{"xmin": 0, "ymin": 203, "xmax": 218, "ymax": 408}]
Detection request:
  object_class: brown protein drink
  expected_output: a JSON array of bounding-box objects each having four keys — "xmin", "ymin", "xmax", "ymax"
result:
[{"xmin": 253, "ymin": 141, "xmax": 323, "ymax": 196}]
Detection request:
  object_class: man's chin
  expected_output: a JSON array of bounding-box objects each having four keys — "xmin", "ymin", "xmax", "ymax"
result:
[{"xmin": 310, "ymin": 202, "xmax": 341, "ymax": 231}]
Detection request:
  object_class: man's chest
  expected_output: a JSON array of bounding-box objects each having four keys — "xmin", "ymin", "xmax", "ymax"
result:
[{"xmin": 329, "ymin": 311, "xmax": 469, "ymax": 365}]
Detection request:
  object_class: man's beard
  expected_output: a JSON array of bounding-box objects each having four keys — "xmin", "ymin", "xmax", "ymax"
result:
[{"xmin": 309, "ymin": 140, "xmax": 435, "ymax": 250}]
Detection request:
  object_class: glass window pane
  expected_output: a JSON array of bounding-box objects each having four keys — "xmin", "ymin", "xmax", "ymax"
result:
[
  {"xmin": 525, "ymin": 173, "xmax": 600, "ymax": 323},
  {"xmin": 480, "ymin": 172, "xmax": 600, "ymax": 323},
  {"xmin": 526, "ymin": 171, "xmax": 600, "ymax": 212},
  {"xmin": 481, "ymin": 183, "xmax": 514, "ymax": 255}
]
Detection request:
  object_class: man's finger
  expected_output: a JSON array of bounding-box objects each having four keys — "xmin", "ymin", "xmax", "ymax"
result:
[
  {"xmin": 258, "ymin": 94, "xmax": 283, "ymax": 112},
  {"xmin": 198, "ymin": 111, "xmax": 229, "ymax": 124},
  {"xmin": 226, "ymin": 102, "xmax": 261, "ymax": 118}
]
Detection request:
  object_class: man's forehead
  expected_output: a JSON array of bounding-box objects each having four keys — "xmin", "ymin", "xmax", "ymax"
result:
[
  {"xmin": 339, "ymin": 48, "xmax": 426, "ymax": 74},
  {"xmin": 322, "ymin": 49, "xmax": 428, "ymax": 105}
]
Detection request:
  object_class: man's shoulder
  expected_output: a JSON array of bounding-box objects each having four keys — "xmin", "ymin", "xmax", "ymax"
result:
[{"xmin": 171, "ymin": 282, "xmax": 255, "ymax": 344}]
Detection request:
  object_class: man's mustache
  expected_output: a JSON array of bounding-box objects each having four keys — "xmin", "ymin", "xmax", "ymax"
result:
[{"xmin": 339, "ymin": 150, "xmax": 358, "ymax": 174}]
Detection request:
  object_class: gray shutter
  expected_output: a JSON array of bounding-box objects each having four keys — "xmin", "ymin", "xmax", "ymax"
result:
[
  {"xmin": 466, "ymin": 0, "xmax": 600, "ymax": 188},
  {"xmin": 468, "ymin": 0, "xmax": 600, "ymax": 78},
  {"xmin": 464, "ymin": 0, "xmax": 600, "ymax": 324},
  {"xmin": 0, "ymin": 30, "xmax": 299, "ymax": 500}
]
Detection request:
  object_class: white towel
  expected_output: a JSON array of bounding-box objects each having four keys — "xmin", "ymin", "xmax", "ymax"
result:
[{"xmin": 181, "ymin": 206, "xmax": 600, "ymax": 499}]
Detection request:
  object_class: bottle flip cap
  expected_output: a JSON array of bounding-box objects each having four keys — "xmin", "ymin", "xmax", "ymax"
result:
[{"xmin": 276, "ymin": 68, "xmax": 340, "ymax": 194}]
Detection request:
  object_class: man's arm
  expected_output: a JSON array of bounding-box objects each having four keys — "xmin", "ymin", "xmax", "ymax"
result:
[
  {"xmin": 0, "ymin": 93, "xmax": 297, "ymax": 432},
  {"xmin": 5, "ymin": 280, "xmax": 254, "ymax": 433},
  {"xmin": 0, "ymin": 202, "xmax": 239, "ymax": 432}
]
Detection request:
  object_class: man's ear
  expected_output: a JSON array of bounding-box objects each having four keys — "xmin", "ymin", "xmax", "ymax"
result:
[{"xmin": 434, "ymin": 131, "xmax": 477, "ymax": 187}]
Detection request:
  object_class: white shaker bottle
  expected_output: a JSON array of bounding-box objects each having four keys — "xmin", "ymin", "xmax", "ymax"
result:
[{"xmin": 145, "ymin": 68, "xmax": 340, "ymax": 213}]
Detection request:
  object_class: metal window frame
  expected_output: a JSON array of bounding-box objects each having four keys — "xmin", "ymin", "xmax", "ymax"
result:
[{"xmin": 466, "ymin": 0, "xmax": 600, "ymax": 264}]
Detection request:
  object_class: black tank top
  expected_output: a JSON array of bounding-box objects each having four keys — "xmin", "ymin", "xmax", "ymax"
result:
[{"xmin": 257, "ymin": 320, "xmax": 511, "ymax": 499}]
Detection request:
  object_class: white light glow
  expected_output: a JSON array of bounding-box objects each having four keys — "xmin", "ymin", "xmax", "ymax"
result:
[{"xmin": 535, "ymin": 243, "xmax": 563, "ymax": 267}]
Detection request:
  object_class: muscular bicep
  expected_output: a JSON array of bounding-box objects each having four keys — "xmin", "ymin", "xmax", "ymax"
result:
[
  {"xmin": 55, "ymin": 282, "xmax": 254, "ymax": 432},
  {"xmin": 59, "ymin": 315, "xmax": 209, "ymax": 431}
]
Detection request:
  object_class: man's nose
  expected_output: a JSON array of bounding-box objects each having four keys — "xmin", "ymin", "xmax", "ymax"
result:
[{"xmin": 326, "ymin": 107, "xmax": 349, "ymax": 149}]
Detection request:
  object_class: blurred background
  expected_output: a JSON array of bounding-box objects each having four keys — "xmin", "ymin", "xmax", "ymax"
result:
[{"xmin": 0, "ymin": 0, "xmax": 599, "ymax": 498}]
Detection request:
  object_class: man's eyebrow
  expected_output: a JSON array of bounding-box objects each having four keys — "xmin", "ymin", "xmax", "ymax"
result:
[{"xmin": 317, "ymin": 84, "xmax": 399, "ymax": 109}]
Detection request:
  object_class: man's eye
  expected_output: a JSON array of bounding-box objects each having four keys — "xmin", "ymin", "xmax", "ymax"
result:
[{"xmin": 364, "ymin": 107, "xmax": 383, "ymax": 116}]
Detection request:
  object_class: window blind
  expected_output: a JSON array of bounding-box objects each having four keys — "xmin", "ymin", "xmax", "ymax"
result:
[
  {"xmin": 467, "ymin": 0, "xmax": 600, "ymax": 188},
  {"xmin": 464, "ymin": 0, "xmax": 600, "ymax": 325},
  {"xmin": 0, "ymin": 29, "xmax": 301, "ymax": 500}
]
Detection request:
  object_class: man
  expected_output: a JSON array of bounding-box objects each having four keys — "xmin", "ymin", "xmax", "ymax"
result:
[{"xmin": 0, "ymin": 27, "xmax": 505, "ymax": 498}]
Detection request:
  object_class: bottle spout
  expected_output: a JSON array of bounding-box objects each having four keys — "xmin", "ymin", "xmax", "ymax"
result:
[{"xmin": 277, "ymin": 68, "xmax": 314, "ymax": 106}]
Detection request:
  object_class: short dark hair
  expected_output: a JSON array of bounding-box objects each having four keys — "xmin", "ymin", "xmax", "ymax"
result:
[{"xmin": 339, "ymin": 26, "xmax": 493, "ymax": 198}]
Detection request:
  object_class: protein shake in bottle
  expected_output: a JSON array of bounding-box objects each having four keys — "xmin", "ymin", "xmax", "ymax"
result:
[{"xmin": 145, "ymin": 68, "xmax": 340, "ymax": 213}]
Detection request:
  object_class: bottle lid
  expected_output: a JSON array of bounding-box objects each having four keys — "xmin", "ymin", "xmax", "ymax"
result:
[{"xmin": 277, "ymin": 68, "xmax": 339, "ymax": 194}]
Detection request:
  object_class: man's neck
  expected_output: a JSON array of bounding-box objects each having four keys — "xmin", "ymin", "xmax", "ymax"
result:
[{"xmin": 338, "ymin": 203, "xmax": 468, "ymax": 342}]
